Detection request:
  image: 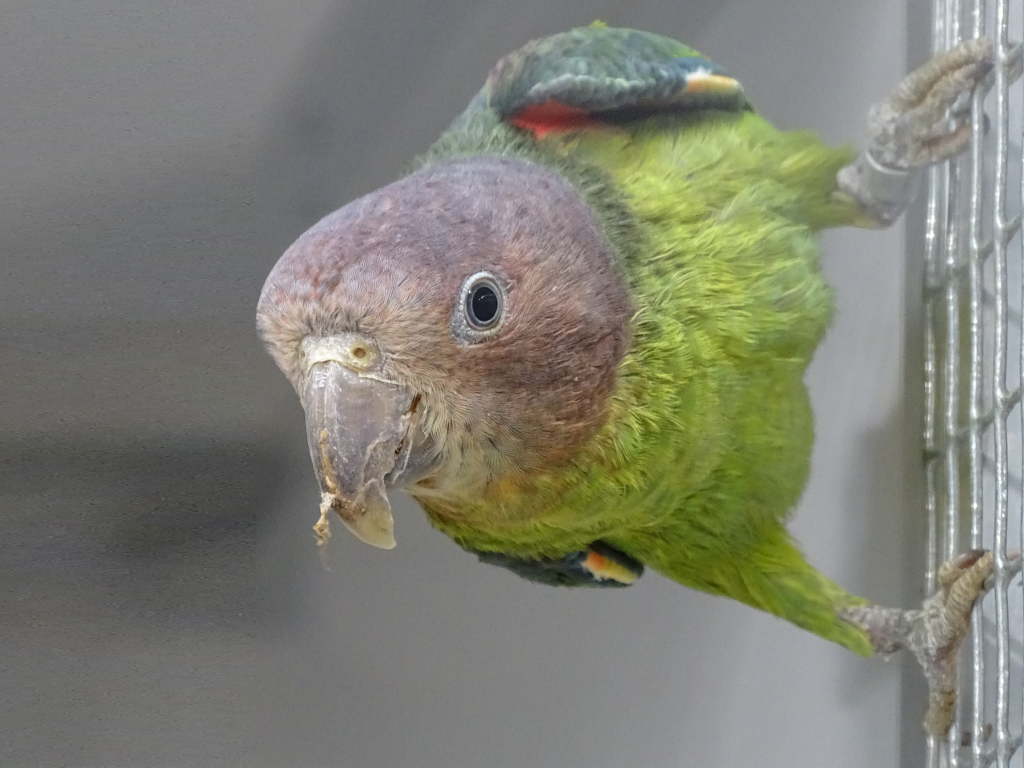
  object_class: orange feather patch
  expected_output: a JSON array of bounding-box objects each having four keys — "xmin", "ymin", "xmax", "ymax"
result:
[{"xmin": 583, "ymin": 549, "xmax": 640, "ymax": 585}]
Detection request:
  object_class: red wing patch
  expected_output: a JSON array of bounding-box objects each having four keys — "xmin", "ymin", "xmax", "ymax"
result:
[{"xmin": 510, "ymin": 100, "xmax": 607, "ymax": 138}]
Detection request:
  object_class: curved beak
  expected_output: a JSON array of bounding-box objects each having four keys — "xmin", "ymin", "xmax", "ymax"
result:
[{"xmin": 301, "ymin": 335, "xmax": 430, "ymax": 549}]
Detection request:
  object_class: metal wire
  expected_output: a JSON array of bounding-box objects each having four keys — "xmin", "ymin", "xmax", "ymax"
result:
[{"xmin": 924, "ymin": 0, "xmax": 1024, "ymax": 765}]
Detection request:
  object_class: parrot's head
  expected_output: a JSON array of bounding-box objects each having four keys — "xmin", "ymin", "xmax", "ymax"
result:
[{"xmin": 257, "ymin": 156, "xmax": 631, "ymax": 549}]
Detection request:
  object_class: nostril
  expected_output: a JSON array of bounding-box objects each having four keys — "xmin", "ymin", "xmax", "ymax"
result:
[{"xmin": 300, "ymin": 335, "xmax": 378, "ymax": 374}]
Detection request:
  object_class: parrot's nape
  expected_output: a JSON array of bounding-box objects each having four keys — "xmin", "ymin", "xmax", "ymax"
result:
[{"xmin": 257, "ymin": 26, "xmax": 1002, "ymax": 734}]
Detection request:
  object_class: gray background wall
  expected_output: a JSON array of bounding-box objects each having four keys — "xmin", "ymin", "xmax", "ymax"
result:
[{"xmin": 1, "ymin": 1, "xmax": 928, "ymax": 766}]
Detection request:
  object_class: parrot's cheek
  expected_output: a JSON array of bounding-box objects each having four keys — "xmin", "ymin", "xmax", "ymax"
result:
[{"xmin": 300, "ymin": 335, "xmax": 427, "ymax": 550}]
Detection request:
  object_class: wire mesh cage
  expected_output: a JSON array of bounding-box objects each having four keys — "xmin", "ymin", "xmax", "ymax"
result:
[{"xmin": 925, "ymin": 0, "xmax": 1024, "ymax": 765}]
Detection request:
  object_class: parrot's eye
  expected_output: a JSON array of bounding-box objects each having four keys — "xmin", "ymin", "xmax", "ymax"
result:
[
  {"xmin": 467, "ymin": 281, "xmax": 499, "ymax": 327},
  {"xmin": 452, "ymin": 272, "xmax": 506, "ymax": 343}
]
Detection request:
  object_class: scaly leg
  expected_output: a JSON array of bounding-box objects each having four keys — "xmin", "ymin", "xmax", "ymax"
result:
[
  {"xmin": 839, "ymin": 551, "xmax": 993, "ymax": 735},
  {"xmin": 837, "ymin": 38, "xmax": 997, "ymax": 227}
]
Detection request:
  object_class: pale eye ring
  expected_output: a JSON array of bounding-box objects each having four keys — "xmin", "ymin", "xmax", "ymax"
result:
[{"xmin": 452, "ymin": 271, "xmax": 507, "ymax": 343}]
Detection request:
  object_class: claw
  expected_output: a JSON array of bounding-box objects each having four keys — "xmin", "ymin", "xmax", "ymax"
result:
[
  {"xmin": 929, "ymin": 551, "xmax": 991, "ymax": 653},
  {"xmin": 937, "ymin": 549, "xmax": 987, "ymax": 592},
  {"xmin": 838, "ymin": 551, "xmax": 995, "ymax": 735},
  {"xmin": 887, "ymin": 38, "xmax": 995, "ymax": 111},
  {"xmin": 837, "ymin": 38, "xmax": 1004, "ymax": 227},
  {"xmin": 920, "ymin": 551, "xmax": 993, "ymax": 735},
  {"xmin": 869, "ymin": 37, "xmax": 995, "ymax": 169}
]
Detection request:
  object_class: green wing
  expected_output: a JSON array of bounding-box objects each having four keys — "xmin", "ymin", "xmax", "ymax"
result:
[{"xmin": 463, "ymin": 26, "xmax": 751, "ymax": 135}]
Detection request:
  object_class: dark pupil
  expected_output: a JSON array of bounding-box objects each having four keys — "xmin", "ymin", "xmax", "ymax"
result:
[{"xmin": 468, "ymin": 284, "xmax": 499, "ymax": 326}]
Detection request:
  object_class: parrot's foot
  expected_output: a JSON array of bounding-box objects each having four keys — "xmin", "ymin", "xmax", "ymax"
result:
[
  {"xmin": 869, "ymin": 38, "xmax": 996, "ymax": 170},
  {"xmin": 839, "ymin": 550, "xmax": 994, "ymax": 736},
  {"xmin": 837, "ymin": 38, "xmax": 1000, "ymax": 226}
]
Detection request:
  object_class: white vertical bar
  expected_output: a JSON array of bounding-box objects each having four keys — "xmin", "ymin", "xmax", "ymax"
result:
[
  {"xmin": 942, "ymin": 1, "xmax": 966, "ymax": 764},
  {"xmin": 927, "ymin": 4, "xmax": 951, "ymax": 767},
  {"xmin": 992, "ymin": 2, "xmax": 1013, "ymax": 765},
  {"xmin": 967, "ymin": 0, "xmax": 988, "ymax": 765}
]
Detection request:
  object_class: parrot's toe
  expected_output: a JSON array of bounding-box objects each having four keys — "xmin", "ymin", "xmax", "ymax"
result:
[
  {"xmin": 838, "ymin": 550, "xmax": 993, "ymax": 735},
  {"xmin": 868, "ymin": 38, "xmax": 1003, "ymax": 170},
  {"xmin": 916, "ymin": 550, "xmax": 993, "ymax": 735},
  {"xmin": 838, "ymin": 38, "xmax": 1007, "ymax": 227}
]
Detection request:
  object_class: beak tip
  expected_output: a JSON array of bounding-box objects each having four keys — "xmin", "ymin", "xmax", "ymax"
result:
[
  {"xmin": 320, "ymin": 489, "xmax": 398, "ymax": 550},
  {"xmin": 342, "ymin": 517, "xmax": 397, "ymax": 550}
]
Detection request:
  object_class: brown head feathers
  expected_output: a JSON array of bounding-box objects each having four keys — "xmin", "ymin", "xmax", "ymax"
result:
[{"xmin": 258, "ymin": 156, "xmax": 631, "ymax": 498}]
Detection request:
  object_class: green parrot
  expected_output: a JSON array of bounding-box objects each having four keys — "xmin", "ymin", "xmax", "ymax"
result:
[{"xmin": 257, "ymin": 26, "xmax": 997, "ymax": 734}]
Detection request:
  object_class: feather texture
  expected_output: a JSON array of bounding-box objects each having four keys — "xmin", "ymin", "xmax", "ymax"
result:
[{"xmin": 414, "ymin": 54, "xmax": 873, "ymax": 655}]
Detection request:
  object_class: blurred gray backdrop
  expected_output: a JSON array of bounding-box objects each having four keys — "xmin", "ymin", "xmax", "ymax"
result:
[{"xmin": 1, "ymin": 1, "xmax": 931, "ymax": 766}]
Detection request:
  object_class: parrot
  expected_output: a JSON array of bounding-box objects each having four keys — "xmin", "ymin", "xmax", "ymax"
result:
[{"xmin": 257, "ymin": 25, "xmax": 1000, "ymax": 735}]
